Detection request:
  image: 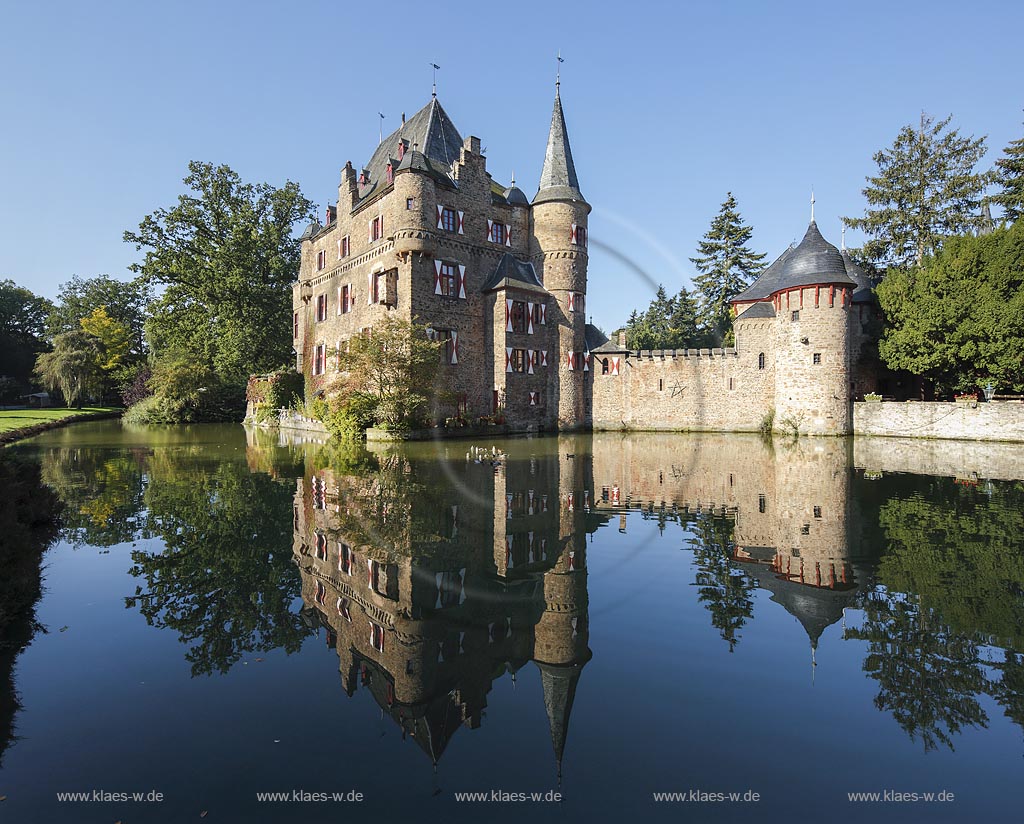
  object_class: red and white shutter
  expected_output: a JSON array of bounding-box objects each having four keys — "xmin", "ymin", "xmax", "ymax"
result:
[
  {"xmin": 433, "ymin": 259, "xmax": 443, "ymax": 295},
  {"xmin": 487, "ymin": 218, "xmax": 494, "ymax": 241},
  {"xmin": 457, "ymin": 211, "xmax": 465, "ymax": 234},
  {"xmin": 436, "ymin": 204, "xmax": 444, "ymax": 230},
  {"xmin": 337, "ymin": 238, "xmax": 342, "ymax": 259},
  {"xmin": 504, "ymin": 224, "xmax": 512, "ymax": 247},
  {"xmin": 611, "ymin": 357, "xmax": 621, "ymax": 376},
  {"xmin": 541, "ymin": 350, "xmax": 548, "ymax": 367},
  {"xmin": 583, "ymin": 351, "xmax": 590, "ymax": 372},
  {"xmin": 567, "ymin": 292, "xmax": 576, "ymax": 312},
  {"xmin": 368, "ymin": 218, "xmax": 374, "ymax": 243},
  {"xmin": 505, "ymin": 299, "xmax": 514, "ymax": 332},
  {"xmin": 566, "ymin": 352, "xmax": 576, "ymax": 371},
  {"xmin": 570, "ymin": 223, "xmax": 578, "ymax": 244},
  {"xmin": 457, "ymin": 264, "xmax": 467, "ymax": 299},
  {"xmin": 540, "ymin": 304, "xmax": 546, "ymax": 325},
  {"xmin": 527, "ymin": 302, "xmax": 534, "ymax": 334},
  {"xmin": 449, "ymin": 331, "xmax": 459, "ymax": 365},
  {"xmin": 529, "ymin": 391, "xmax": 538, "ymax": 406},
  {"xmin": 505, "ymin": 347, "xmax": 513, "ymax": 373},
  {"xmin": 367, "ymin": 271, "xmax": 374, "ymax": 304},
  {"xmin": 527, "ymin": 349, "xmax": 534, "ymax": 374}
]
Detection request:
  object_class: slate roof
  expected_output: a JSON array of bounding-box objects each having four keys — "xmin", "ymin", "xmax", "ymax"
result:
[
  {"xmin": 480, "ymin": 253, "xmax": 548, "ymax": 294},
  {"xmin": 534, "ymin": 89, "xmax": 586, "ymax": 205},
  {"xmin": 535, "ymin": 659, "xmax": 588, "ymax": 777},
  {"xmin": 841, "ymin": 250, "xmax": 877, "ymax": 304},
  {"xmin": 733, "ymin": 221, "xmax": 855, "ymax": 302},
  {"xmin": 735, "ymin": 301, "xmax": 776, "ymax": 320},
  {"xmin": 584, "ymin": 323, "xmax": 609, "ymax": 351},
  {"xmin": 357, "ymin": 98, "xmax": 463, "ymax": 205}
]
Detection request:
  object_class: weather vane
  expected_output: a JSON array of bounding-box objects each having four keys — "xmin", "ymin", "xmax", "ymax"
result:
[
  {"xmin": 430, "ymin": 62, "xmax": 441, "ymax": 97},
  {"xmin": 556, "ymin": 51, "xmax": 564, "ymax": 87}
]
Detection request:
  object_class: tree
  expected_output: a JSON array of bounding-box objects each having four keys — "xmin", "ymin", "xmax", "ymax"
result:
[
  {"xmin": 844, "ymin": 113, "xmax": 993, "ymax": 269},
  {"xmin": 688, "ymin": 512, "xmax": 755, "ymax": 652},
  {"xmin": 690, "ymin": 193, "xmax": 766, "ymax": 343},
  {"xmin": 33, "ymin": 330, "xmax": 103, "ymax": 407},
  {"xmin": 0, "ymin": 280, "xmax": 54, "ymax": 395},
  {"xmin": 79, "ymin": 306, "xmax": 131, "ymax": 373},
  {"xmin": 323, "ymin": 315, "xmax": 442, "ymax": 432},
  {"xmin": 47, "ymin": 274, "xmax": 151, "ymax": 358},
  {"xmin": 993, "ymin": 117, "xmax": 1024, "ymax": 223},
  {"xmin": 625, "ymin": 285, "xmax": 700, "ymax": 350},
  {"xmin": 124, "ymin": 161, "xmax": 314, "ymax": 387},
  {"xmin": 874, "ymin": 221, "xmax": 1024, "ymax": 395}
]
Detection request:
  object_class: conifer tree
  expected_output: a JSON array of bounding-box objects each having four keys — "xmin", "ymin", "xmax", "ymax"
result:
[
  {"xmin": 843, "ymin": 113, "xmax": 992, "ymax": 270},
  {"xmin": 690, "ymin": 193, "xmax": 766, "ymax": 345},
  {"xmin": 993, "ymin": 118, "xmax": 1024, "ymax": 223}
]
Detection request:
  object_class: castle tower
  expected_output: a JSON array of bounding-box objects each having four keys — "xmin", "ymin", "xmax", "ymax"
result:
[
  {"xmin": 735, "ymin": 219, "xmax": 857, "ymax": 435},
  {"xmin": 530, "ymin": 83, "xmax": 591, "ymax": 429}
]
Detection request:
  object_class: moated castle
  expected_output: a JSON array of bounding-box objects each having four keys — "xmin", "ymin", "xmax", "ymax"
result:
[{"xmin": 291, "ymin": 85, "xmax": 880, "ymax": 436}]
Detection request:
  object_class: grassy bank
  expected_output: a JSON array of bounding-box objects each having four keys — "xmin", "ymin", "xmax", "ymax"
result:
[{"xmin": 0, "ymin": 407, "xmax": 122, "ymax": 444}]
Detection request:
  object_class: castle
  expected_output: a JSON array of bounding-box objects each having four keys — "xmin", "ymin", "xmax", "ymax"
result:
[{"xmin": 292, "ymin": 86, "xmax": 880, "ymax": 436}]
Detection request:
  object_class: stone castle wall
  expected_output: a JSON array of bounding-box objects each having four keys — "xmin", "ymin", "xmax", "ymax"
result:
[{"xmin": 853, "ymin": 401, "xmax": 1024, "ymax": 443}]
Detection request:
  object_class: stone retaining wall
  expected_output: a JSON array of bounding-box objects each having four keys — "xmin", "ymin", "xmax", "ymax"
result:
[{"xmin": 853, "ymin": 400, "xmax": 1024, "ymax": 442}]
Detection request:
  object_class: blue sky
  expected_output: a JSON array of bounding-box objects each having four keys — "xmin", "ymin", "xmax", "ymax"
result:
[{"xmin": 1, "ymin": 0, "xmax": 1021, "ymax": 331}]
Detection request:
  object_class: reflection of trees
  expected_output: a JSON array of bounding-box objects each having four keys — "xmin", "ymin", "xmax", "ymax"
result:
[
  {"xmin": 688, "ymin": 512, "xmax": 755, "ymax": 652},
  {"xmin": 846, "ymin": 480, "xmax": 1024, "ymax": 751},
  {"xmin": 847, "ymin": 590, "xmax": 989, "ymax": 751},
  {"xmin": 39, "ymin": 447, "xmax": 146, "ymax": 548},
  {"xmin": 0, "ymin": 453, "xmax": 61, "ymax": 767},
  {"xmin": 126, "ymin": 454, "xmax": 310, "ymax": 676}
]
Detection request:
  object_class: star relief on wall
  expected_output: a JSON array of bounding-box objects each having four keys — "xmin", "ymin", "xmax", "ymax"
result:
[{"xmin": 670, "ymin": 381, "xmax": 685, "ymax": 399}]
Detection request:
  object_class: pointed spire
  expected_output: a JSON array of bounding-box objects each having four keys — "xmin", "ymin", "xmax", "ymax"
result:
[
  {"xmin": 810, "ymin": 188, "xmax": 816, "ymax": 222},
  {"xmin": 841, "ymin": 225, "xmax": 846, "ymax": 250},
  {"xmin": 534, "ymin": 83, "xmax": 585, "ymax": 205}
]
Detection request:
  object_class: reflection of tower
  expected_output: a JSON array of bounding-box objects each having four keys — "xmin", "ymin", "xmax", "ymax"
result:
[
  {"xmin": 733, "ymin": 439, "xmax": 863, "ymax": 656},
  {"xmin": 532, "ymin": 436, "xmax": 592, "ymax": 780}
]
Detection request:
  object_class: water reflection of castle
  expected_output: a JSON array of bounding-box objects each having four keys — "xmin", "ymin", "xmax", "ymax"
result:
[
  {"xmin": 292, "ymin": 440, "xmax": 592, "ymax": 775},
  {"xmin": 290, "ymin": 433, "xmax": 880, "ymax": 772}
]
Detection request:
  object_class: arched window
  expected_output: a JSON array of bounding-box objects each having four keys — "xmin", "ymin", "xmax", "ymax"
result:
[
  {"xmin": 601, "ymin": 358, "xmax": 609, "ymax": 375},
  {"xmin": 758, "ymin": 352, "xmax": 765, "ymax": 370}
]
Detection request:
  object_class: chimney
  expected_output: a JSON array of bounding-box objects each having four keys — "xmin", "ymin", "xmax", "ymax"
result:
[{"xmin": 618, "ymin": 331, "xmax": 627, "ymax": 347}]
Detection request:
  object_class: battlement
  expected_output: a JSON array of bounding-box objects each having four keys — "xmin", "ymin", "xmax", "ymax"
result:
[{"xmin": 626, "ymin": 347, "xmax": 739, "ymax": 360}]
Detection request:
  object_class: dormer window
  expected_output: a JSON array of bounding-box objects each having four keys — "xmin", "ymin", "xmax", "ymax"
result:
[
  {"xmin": 385, "ymin": 164, "xmax": 393, "ymax": 185},
  {"xmin": 397, "ymin": 140, "xmax": 407, "ymax": 160}
]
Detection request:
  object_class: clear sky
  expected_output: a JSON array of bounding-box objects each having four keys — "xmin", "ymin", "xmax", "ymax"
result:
[{"xmin": 1, "ymin": 0, "xmax": 1021, "ymax": 331}]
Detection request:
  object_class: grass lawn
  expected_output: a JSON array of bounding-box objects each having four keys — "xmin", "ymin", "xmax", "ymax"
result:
[{"xmin": 0, "ymin": 407, "xmax": 121, "ymax": 435}]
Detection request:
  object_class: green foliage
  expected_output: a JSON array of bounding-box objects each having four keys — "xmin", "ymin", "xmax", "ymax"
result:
[
  {"xmin": 758, "ymin": 408, "xmax": 775, "ymax": 437},
  {"xmin": 690, "ymin": 192, "xmax": 766, "ymax": 343},
  {"xmin": 993, "ymin": 117, "xmax": 1024, "ymax": 223},
  {"xmin": 325, "ymin": 315, "xmax": 442, "ymax": 432},
  {"xmin": 688, "ymin": 512, "xmax": 755, "ymax": 652},
  {"xmin": 844, "ymin": 113, "xmax": 994, "ymax": 269},
  {"xmin": 624, "ymin": 285, "xmax": 701, "ymax": 349},
  {"xmin": 0, "ymin": 279, "xmax": 54, "ymax": 393},
  {"xmin": 79, "ymin": 306, "xmax": 131, "ymax": 373},
  {"xmin": 124, "ymin": 161, "xmax": 314, "ymax": 387},
  {"xmin": 33, "ymin": 330, "xmax": 103, "ymax": 407},
  {"xmin": 46, "ymin": 274, "xmax": 151, "ymax": 359},
  {"xmin": 122, "ymin": 355, "xmax": 244, "ymax": 424},
  {"xmin": 322, "ymin": 392, "xmax": 377, "ymax": 441},
  {"xmin": 874, "ymin": 221, "xmax": 1024, "ymax": 394}
]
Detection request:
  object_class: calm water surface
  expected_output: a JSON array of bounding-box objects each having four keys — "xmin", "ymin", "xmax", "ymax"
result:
[{"xmin": 1, "ymin": 421, "xmax": 1023, "ymax": 823}]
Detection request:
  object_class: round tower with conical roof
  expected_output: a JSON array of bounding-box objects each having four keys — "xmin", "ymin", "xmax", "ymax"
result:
[
  {"xmin": 768, "ymin": 221, "xmax": 857, "ymax": 435},
  {"xmin": 530, "ymin": 83, "xmax": 591, "ymax": 430}
]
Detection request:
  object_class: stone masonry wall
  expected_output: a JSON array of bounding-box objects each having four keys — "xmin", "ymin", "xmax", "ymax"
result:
[{"xmin": 853, "ymin": 400, "xmax": 1024, "ymax": 443}]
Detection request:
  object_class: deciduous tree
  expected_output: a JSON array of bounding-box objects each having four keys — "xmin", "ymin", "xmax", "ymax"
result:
[{"xmin": 33, "ymin": 330, "xmax": 103, "ymax": 408}]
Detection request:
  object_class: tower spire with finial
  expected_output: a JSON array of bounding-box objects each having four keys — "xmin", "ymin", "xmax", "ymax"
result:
[
  {"xmin": 810, "ymin": 188, "xmax": 815, "ymax": 222},
  {"xmin": 556, "ymin": 50, "xmax": 564, "ymax": 90},
  {"xmin": 841, "ymin": 225, "xmax": 846, "ymax": 250},
  {"xmin": 430, "ymin": 62, "xmax": 440, "ymax": 98}
]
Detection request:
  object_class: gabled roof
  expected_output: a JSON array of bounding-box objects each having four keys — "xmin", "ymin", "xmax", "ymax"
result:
[
  {"xmin": 357, "ymin": 97, "xmax": 463, "ymax": 204},
  {"xmin": 733, "ymin": 221, "xmax": 855, "ymax": 302},
  {"xmin": 534, "ymin": 89, "xmax": 586, "ymax": 205},
  {"xmin": 480, "ymin": 254, "xmax": 548, "ymax": 294}
]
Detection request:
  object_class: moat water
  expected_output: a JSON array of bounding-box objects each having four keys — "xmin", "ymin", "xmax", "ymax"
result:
[{"xmin": 1, "ymin": 420, "xmax": 1023, "ymax": 822}]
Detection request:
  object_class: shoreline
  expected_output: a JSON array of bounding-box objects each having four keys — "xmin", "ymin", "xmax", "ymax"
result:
[{"xmin": 0, "ymin": 409, "xmax": 123, "ymax": 447}]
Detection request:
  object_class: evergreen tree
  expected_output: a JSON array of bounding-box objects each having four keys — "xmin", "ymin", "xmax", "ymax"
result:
[
  {"xmin": 993, "ymin": 117, "xmax": 1024, "ymax": 223},
  {"xmin": 843, "ymin": 113, "xmax": 993, "ymax": 270},
  {"xmin": 690, "ymin": 193, "xmax": 766, "ymax": 345},
  {"xmin": 624, "ymin": 286, "xmax": 699, "ymax": 350}
]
